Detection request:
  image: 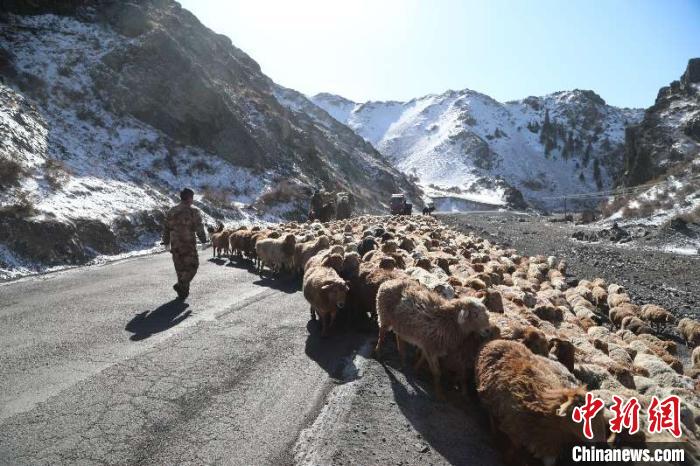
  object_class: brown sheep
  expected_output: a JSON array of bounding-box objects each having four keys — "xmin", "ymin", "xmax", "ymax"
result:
[
  {"xmin": 639, "ymin": 304, "xmax": 674, "ymax": 332},
  {"xmin": 482, "ymin": 289, "xmax": 504, "ymax": 313},
  {"xmin": 609, "ymin": 304, "xmax": 638, "ymax": 328},
  {"xmin": 607, "ymin": 293, "xmax": 631, "ymax": 309},
  {"xmin": 516, "ymin": 326, "xmax": 549, "ymax": 356},
  {"xmin": 375, "ymin": 278, "xmax": 490, "ymax": 399},
  {"xmin": 621, "ymin": 316, "xmax": 652, "ymax": 335},
  {"xmin": 437, "ymin": 324, "xmax": 502, "ymax": 395},
  {"xmin": 549, "ymin": 337, "xmax": 576, "ymax": 373},
  {"xmin": 211, "ymin": 228, "xmax": 233, "ymax": 257},
  {"xmin": 476, "ymin": 340, "xmax": 607, "ymax": 464},
  {"xmin": 678, "ymin": 317, "xmax": 700, "ymax": 347},
  {"xmin": 229, "ymin": 228, "xmax": 251, "ymax": 257},
  {"xmin": 302, "ymin": 264, "xmax": 349, "ymax": 337},
  {"xmin": 347, "ymin": 260, "xmax": 403, "ymax": 319},
  {"xmin": 293, "ymin": 235, "xmax": 331, "ymax": 274}
]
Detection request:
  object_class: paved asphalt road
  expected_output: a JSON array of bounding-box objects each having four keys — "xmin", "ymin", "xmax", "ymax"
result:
[{"xmin": 0, "ymin": 249, "xmax": 502, "ymax": 466}]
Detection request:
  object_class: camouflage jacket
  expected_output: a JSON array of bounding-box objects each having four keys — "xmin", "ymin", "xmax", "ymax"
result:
[{"xmin": 162, "ymin": 202, "xmax": 206, "ymax": 252}]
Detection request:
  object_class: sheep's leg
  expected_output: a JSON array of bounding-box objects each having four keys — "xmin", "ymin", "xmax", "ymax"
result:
[
  {"xmin": 328, "ymin": 310, "xmax": 336, "ymax": 335},
  {"xmin": 395, "ymin": 334, "xmax": 406, "ymax": 369},
  {"xmin": 374, "ymin": 326, "xmax": 387, "ymax": 358},
  {"xmin": 310, "ymin": 306, "xmax": 316, "ymax": 321},
  {"xmin": 413, "ymin": 350, "xmax": 426, "ymax": 372},
  {"xmin": 458, "ymin": 366, "xmax": 470, "ymax": 397},
  {"xmin": 320, "ymin": 313, "xmax": 329, "ymax": 337},
  {"xmin": 426, "ymin": 353, "xmax": 445, "ymax": 401}
]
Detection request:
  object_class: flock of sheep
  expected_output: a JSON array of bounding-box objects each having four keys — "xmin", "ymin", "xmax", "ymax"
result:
[{"xmin": 210, "ymin": 214, "xmax": 700, "ymax": 464}]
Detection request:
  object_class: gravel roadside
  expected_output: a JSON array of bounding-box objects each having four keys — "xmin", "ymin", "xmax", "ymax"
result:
[{"xmin": 439, "ymin": 212, "xmax": 700, "ymax": 323}]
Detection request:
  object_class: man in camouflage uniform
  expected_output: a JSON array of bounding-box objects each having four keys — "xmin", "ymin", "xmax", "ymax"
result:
[{"xmin": 162, "ymin": 188, "xmax": 207, "ymax": 300}]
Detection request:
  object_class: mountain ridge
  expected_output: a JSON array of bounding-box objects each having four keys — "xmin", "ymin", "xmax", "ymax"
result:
[{"xmin": 312, "ymin": 87, "xmax": 643, "ymax": 210}]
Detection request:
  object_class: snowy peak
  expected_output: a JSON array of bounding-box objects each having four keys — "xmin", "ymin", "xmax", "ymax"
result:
[{"xmin": 311, "ymin": 88, "xmax": 643, "ymax": 210}]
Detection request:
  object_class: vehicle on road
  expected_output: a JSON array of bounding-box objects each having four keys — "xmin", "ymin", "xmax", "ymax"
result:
[{"xmin": 390, "ymin": 193, "xmax": 413, "ymax": 215}]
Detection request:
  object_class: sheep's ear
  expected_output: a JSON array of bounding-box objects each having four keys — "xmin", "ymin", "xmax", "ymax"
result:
[{"xmin": 321, "ymin": 284, "xmax": 331, "ymax": 291}]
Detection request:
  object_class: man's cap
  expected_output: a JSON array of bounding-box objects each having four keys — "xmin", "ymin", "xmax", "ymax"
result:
[{"xmin": 180, "ymin": 188, "xmax": 194, "ymax": 201}]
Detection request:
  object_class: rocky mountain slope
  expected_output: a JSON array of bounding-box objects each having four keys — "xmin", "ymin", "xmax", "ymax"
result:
[
  {"xmin": 0, "ymin": 1, "xmax": 420, "ymax": 278},
  {"xmin": 312, "ymin": 89, "xmax": 642, "ymax": 211},
  {"xmin": 588, "ymin": 59, "xmax": 700, "ymax": 254},
  {"xmin": 624, "ymin": 59, "xmax": 700, "ymax": 188}
]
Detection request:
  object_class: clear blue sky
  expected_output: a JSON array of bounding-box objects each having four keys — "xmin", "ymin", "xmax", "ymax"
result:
[{"xmin": 178, "ymin": 0, "xmax": 700, "ymax": 108}]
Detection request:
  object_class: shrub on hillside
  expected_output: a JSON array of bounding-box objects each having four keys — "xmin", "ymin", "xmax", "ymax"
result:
[
  {"xmin": 201, "ymin": 187, "xmax": 232, "ymax": 209},
  {"xmin": 0, "ymin": 157, "xmax": 24, "ymax": 187},
  {"xmin": 0, "ymin": 192, "xmax": 36, "ymax": 218},
  {"xmin": 44, "ymin": 159, "xmax": 70, "ymax": 190}
]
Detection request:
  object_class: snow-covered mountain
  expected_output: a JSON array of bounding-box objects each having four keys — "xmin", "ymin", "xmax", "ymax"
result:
[
  {"xmin": 0, "ymin": 2, "xmax": 420, "ymax": 279},
  {"xmin": 312, "ymin": 89, "xmax": 643, "ymax": 210}
]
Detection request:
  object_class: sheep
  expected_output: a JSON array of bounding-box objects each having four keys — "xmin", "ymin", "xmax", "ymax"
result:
[
  {"xmin": 475, "ymin": 340, "xmax": 607, "ymax": 464},
  {"xmin": 255, "ymin": 233, "xmax": 296, "ymax": 274},
  {"xmin": 621, "ymin": 316, "xmax": 653, "ymax": 335},
  {"xmin": 293, "ymin": 235, "xmax": 330, "ymax": 274},
  {"xmin": 405, "ymin": 266, "xmax": 455, "ymax": 299},
  {"xmin": 549, "ymin": 337, "xmax": 575, "ymax": 373},
  {"xmin": 608, "ymin": 292, "xmax": 631, "ymax": 309},
  {"xmin": 229, "ymin": 228, "xmax": 252, "ymax": 258},
  {"xmin": 639, "ymin": 304, "xmax": 674, "ymax": 332},
  {"xmin": 510, "ymin": 325, "xmax": 549, "ymax": 356},
  {"xmin": 375, "ymin": 278, "xmax": 490, "ymax": 399},
  {"xmin": 694, "ymin": 346, "xmax": 700, "ymax": 370},
  {"xmin": 482, "ymin": 289, "xmax": 504, "ymax": 313},
  {"xmin": 436, "ymin": 324, "xmax": 502, "ymax": 395},
  {"xmin": 609, "ymin": 303, "xmax": 639, "ymax": 328},
  {"xmin": 302, "ymin": 263, "xmax": 349, "ymax": 337},
  {"xmin": 304, "ymin": 245, "xmax": 345, "ymax": 272},
  {"xmin": 357, "ymin": 236, "xmax": 378, "ymax": 257},
  {"xmin": 678, "ymin": 318, "xmax": 700, "ymax": 347},
  {"xmin": 211, "ymin": 228, "xmax": 232, "ymax": 257},
  {"xmin": 607, "ymin": 283, "xmax": 626, "ymax": 295},
  {"xmin": 347, "ymin": 258, "xmax": 403, "ymax": 320}
]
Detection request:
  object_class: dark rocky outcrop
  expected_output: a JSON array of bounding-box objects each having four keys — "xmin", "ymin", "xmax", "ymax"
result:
[{"xmin": 623, "ymin": 58, "xmax": 700, "ymax": 187}]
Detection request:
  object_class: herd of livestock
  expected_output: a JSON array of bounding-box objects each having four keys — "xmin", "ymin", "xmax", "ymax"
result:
[{"xmin": 210, "ymin": 214, "xmax": 700, "ymax": 464}]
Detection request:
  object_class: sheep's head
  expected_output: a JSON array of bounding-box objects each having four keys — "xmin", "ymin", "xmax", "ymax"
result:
[
  {"xmin": 322, "ymin": 280, "xmax": 349, "ymax": 309},
  {"xmin": 381, "ymin": 241, "xmax": 398, "ymax": 253},
  {"xmin": 549, "ymin": 337, "xmax": 576, "ymax": 373},
  {"xmin": 329, "ymin": 245, "xmax": 345, "ymax": 255},
  {"xmin": 321, "ymin": 254, "xmax": 344, "ymax": 273},
  {"xmin": 455, "ymin": 297, "xmax": 490, "ymax": 335},
  {"xmin": 341, "ymin": 253, "xmax": 361, "ymax": 279},
  {"xmin": 378, "ymin": 256, "xmax": 397, "ymax": 270},
  {"xmin": 317, "ymin": 235, "xmax": 330, "ymax": 248},
  {"xmin": 521, "ymin": 326, "xmax": 549, "ymax": 356}
]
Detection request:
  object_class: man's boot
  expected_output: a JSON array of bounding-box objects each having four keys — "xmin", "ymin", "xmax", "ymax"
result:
[{"xmin": 173, "ymin": 283, "xmax": 187, "ymax": 300}]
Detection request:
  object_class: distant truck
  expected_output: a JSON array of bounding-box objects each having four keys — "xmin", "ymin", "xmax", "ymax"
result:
[{"xmin": 390, "ymin": 194, "xmax": 412, "ymax": 215}]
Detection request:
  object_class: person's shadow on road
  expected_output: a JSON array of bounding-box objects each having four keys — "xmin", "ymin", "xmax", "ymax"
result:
[{"xmin": 125, "ymin": 300, "xmax": 191, "ymax": 341}]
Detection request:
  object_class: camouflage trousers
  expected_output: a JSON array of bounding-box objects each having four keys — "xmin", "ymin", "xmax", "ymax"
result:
[{"xmin": 171, "ymin": 249, "xmax": 199, "ymax": 291}]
